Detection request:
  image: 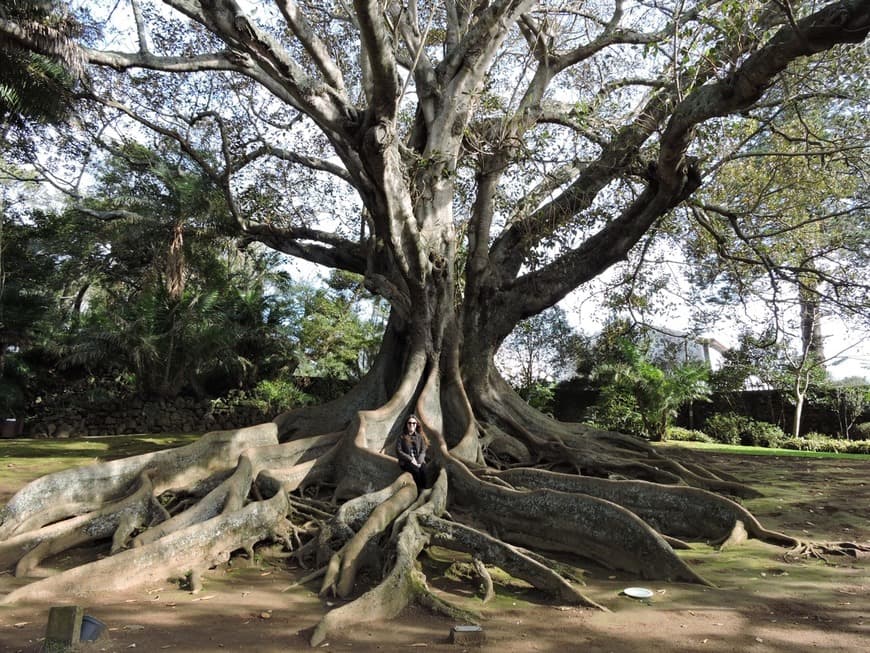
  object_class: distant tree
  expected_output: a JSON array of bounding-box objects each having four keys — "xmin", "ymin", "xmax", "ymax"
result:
[
  {"xmin": 712, "ymin": 328, "xmax": 829, "ymax": 437},
  {"xmin": 0, "ymin": 210, "xmax": 61, "ymax": 416},
  {"xmin": 572, "ymin": 318, "xmax": 636, "ymax": 382},
  {"xmin": 0, "ymin": 0, "xmax": 84, "ymax": 415},
  {"xmin": 496, "ymin": 306, "xmax": 578, "ymax": 406},
  {"xmin": 4, "ymin": 144, "xmax": 300, "ymax": 400},
  {"xmin": 825, "ymin": 378, "xmax": 870, "ymax": 440},
  {"xmin": 292, "ymin": 271, "xmax": 386, "ymax": 381},
  {"xmin": 685, "ymin": 68, "xmax": 869, "ymax": 371}
]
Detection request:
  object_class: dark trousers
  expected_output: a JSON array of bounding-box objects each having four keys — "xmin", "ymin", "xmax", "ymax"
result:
[{"xmin": 399, "ymin": 461, "xmax": 427, "ymax": 490}]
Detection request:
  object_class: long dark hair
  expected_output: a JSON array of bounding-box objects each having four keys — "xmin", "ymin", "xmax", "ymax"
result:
[{"xmin": 402, "ymin": 414, "xmax": 429, "ymax": 447}]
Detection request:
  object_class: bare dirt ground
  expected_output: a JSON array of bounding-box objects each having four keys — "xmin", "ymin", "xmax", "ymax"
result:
[{"xmin": 1, "ymin": 443, "xmax": 868, "ymax": 653}]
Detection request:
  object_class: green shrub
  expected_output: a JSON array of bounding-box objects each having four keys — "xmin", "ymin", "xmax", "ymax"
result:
[
  {"xmin": 704, "ymin": 412, "xmax": 784, "ymax": 447},
  {"xmin": 253, "ymin": 379, "xmax": 314, "ymax": 412},
  {"xmin": 844, "ymin": 439, "xmax": 870, "ymax": 454},
  {"xmin": 745, "ymin": 421, "xmax": 785, "ymax": 448},
  {"xmin": 780, "ymin": 434, "xmax": 833, "ymax": 452},
  {"xmin": 666, "ymin": 426, "xmax": 713, "ymax": 443},
  {"xmin": 780, "ymin": 437, "xmax": 809, "ymax": 451},
  {"xmin": 586, "ymin": 394, "xmax": 645, "ymax": 437},
  {"xmin": 704, "ymin": 412, "xmax": 748, "ymax": 445},
  {"xmin": 807, "ymin": 432, "xmax": 843, "ymax": 452},
  {"xmin": 524, "ymin": 382, "xmax": 556, "ymax": 413},
  {"xmin": 780, "ymin": 433, "xmax": 870, "ymax": 454},
  {"xmin": 854, "ymin": 422, "xmax": 870, "ymax": 440}
]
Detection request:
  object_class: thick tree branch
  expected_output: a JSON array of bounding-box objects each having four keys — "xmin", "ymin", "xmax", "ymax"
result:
[
  {"xmin": 353, "ymin": 0, "xmax": 399, "ymax": 114},
  {"xmin": 158, "ymin": 0, "xmax": 353, "ymax": 133},
  {"xmin": 658, "ymin": 0, "xmax": 870, "ymax": 190},
  {"xmin": 433, "ymin": 0, "xmax": 537, "ymax": 154},
  {"xmin": 239, "ymin": 222, "xmax": 368, "ymax": 276},
  {"xmin": 481, "ymin": 0, "xmax": 870, "ymax": 332},
  {"xmin": 502, "ymin": 178, "xmax": 691, "ymax": 326},
  {"xmin": 489, "ymin": 90, "xmax": 672, "ymax": 280},
  {"xmin": 231, "ymin": 144, "xmax": 356, "ymax": 186},
  {"xmin": 275, "ymin": 0, "xmax": 347, "ymax": 94},
  {"xmin": 83, "ymin": 47, "xmax": 244, "ymax": 74}
]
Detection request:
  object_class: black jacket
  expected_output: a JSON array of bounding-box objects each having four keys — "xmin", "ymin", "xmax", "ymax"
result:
[{"xmin": 396, "ymin": 432, "xmax": 427, "ymax": 466}]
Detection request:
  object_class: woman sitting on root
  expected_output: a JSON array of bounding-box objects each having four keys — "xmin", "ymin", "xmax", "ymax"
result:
[{"xmin": 396, "ymin": 414, "xmax": 429, "ymax": 491}]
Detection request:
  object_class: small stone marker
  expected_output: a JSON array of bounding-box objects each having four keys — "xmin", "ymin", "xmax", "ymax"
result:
[
  {"xmin": 43, "ymin": 605, "xmax": 83, "ymax": 651},
  {"xmin": 450, "ymin": 624, "xmax": 485, "ymax": 645}
]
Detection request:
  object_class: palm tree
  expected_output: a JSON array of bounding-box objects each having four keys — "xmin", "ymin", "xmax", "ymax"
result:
[
  {"xmin": 0, "ymin": 0, "xmax": 81, "ymax": 126},
  {"xmin": 593, "ymin": 340, "xmax": 711, "ymax": 442}
]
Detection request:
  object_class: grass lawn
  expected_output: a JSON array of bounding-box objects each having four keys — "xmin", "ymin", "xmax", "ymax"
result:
[{"xmin": 658, "ymin": 439, "xmax": 870, "ymax": 460}]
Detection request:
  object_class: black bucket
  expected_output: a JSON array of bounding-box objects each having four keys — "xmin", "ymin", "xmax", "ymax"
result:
[{"xmin": 80, "ymin": 615, "xmax": 107, "ymax": 641}]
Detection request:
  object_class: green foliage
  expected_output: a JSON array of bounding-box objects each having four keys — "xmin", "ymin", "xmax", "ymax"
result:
[
  {"xmin": 523, "ymin": 381, "xmax": 556, "ymax": 414},
  {"xmin": 3, "ymin": 144, "xmax": 310, "ymax": 402},
  {"xmin": 843, "ymin": 440, "xmax": 870, "ymax": 455},
  {"xmin": 4, "ymin": 160, "xmax": 386, "ymax": 406},
  {"xmin": 704, "ymin": 412, "xmax": 785, "ymax": 448},
  {"xmin": 744, "ymin": 420, "xmax": 786, "ymax": 449},
  {"xmin": 0, "ymin": 208, "xmax": 66, "ymax": 414},
  {"xmin": 780, "ymin": 434, "xmax": 870, "ymax": 455},
  {"xmin": 0, "ymin": 48, "xmax": 72, "ymax": 124},
  {"xmin": 253, "ymin": 378, "xmax": 314, "ymax": 412},
  {"xmin": 702, "ymin": 412, "xmax": 744, "ymax": 445},
  {"xmin": 592, "ymin": 339, "xmax": 711, "ymax": 441},
  {"xmin": 51, "ymin": 144, "xmax": 300, "ymax": 397},
  {"xmin": 211, "ymin": 382, "xmax": 314, "ymax": 417},
  {"xmin": 572, "ymin": 318, "xmax": 637, "ymax": 384},
  {"xmin": 0, "ymin": 353, "xmax": 28, "ymax": 416},
  {"xmin": 854, "ymin": 422, "xmax": 870, "ymax": 440},
  {"xmin": 818, "ymin": 382, "xmax": 870, "ymax": 439},
  {"xmin": 587, "ymin": 393, "xmax": 644, "ymax": 438},
  {"xmin": 710, "ymin": 329, "xmax": 818, "ymax": 393},
  {"xmin": 666, "ymin": 426, "xmax": 713, "ymax": 443},
  {"xmin": 0, "ymin": 0, "xmax": 79, "ymax": 127},
  {"xmin": 710, "ymin": 328, "xmax": 830, "ymax": 437},
  {"xmin": 291, "ymin": 271, "xmax": 386, "ymax": 381},
  {"xmin": 688, "ymin": 70, "xmax": 868, "ymax": 333},
  {"xmin": 62, "ymin": 277, "xmax": 295, "ymax": 399}
]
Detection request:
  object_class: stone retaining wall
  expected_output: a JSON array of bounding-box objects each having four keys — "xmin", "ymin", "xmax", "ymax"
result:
[{"xmin": 22, "ymin": 396, "xmax": 276, "ymax": 438}]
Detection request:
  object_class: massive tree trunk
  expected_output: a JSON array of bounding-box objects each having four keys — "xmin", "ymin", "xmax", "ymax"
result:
[{"xmin": 2, "ymin": 0, "xmax": 869, "ymax": 647}]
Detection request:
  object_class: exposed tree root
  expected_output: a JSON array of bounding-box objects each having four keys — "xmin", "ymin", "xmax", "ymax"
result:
[
  {"xmin": 785, "ymin": 540, "xmax": 870, "ymax": 562},
  {"xmin": 472, "ymin": 557, "xmax": 494, "ymax": 603},
  {"xmin": 132, "ymin": 457, "xmax": 253, "ymax": 547},
  {"xmin": 0, "ymin": 471, "xmax": 167, "ymax": 572},
  {"xmin": 419, "ymin": 513, "xmax": 605, "ymax": 608},
  {"xmin": 1, "ymin": 491, "xmax": 289, "ymax": 604},
  {"xmin": 486, "ymin": 467, "xmax": 795, "ymax": 548},
  {"xmin": 448, "ymin": 460, "xmax": 711, "ymax": 584},
  {"xmin": 309, "ymin": 471, "xmax": 448, "ymax": 646},
  {"xmin": 0, "ymin": 424, "xmax": 279, "ymax": 539},
  {"xmin": 320, "ymin": 475, "xmax": 418, "ymax": 598},
  {"xmin": 13, "ymin": 470, "xmax": 165, "ymax": 576}
]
